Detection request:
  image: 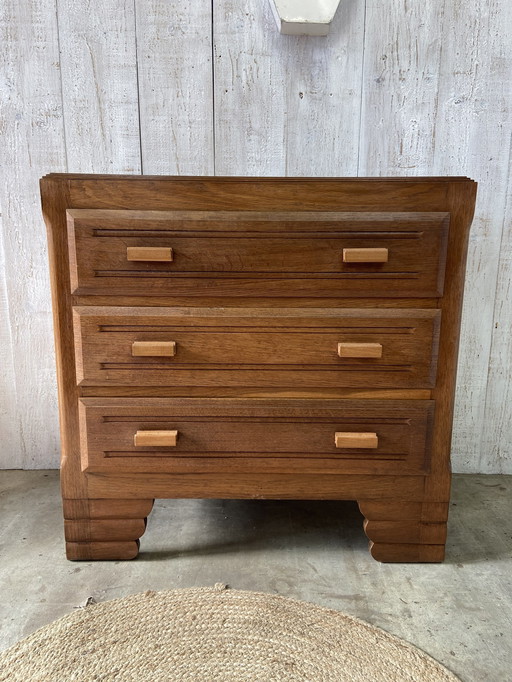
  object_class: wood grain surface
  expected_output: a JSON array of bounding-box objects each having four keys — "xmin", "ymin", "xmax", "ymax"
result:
[
  {"xmin": 66, "ymin": 208, "xmax": 449, "ymax": 297},
  {"xmin": 135, "ymin": 0, "xmax": 214, "ymax": 175},
  {"xmin": 213, "ymin": 0, "xmax": 365, "ymax": 176},
  {"xmin": 57, "ymin": 0, "xmax": 141, "ymax": 175},
  {"xmin": 0, "ymin": 0, "xmax": 66, "ymax": 467},
  {"xmin": 432, "ymin": 0, "xmax": 512, "ymax": 473},
  {"xmin": 41, "ymin": 175, "xmax": 475, "ymax": 565},
  {"xmin": 78, "ymin": 397, "xmax": 434, "ymax": 476},
  {"xmin": 47, "ymin": 175, "xmax": 476, "ymax": 561},
  {"xmin": 72, "ymin": 306, "xmax": 440, "ymax": 389}
]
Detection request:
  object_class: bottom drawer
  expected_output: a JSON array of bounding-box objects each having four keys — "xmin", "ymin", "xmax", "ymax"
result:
[{"xmin": 79, "ymin": 398, "xmax": 434, "ymax": 476}]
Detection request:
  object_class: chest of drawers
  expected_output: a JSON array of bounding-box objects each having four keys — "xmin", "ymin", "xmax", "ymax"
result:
[{"xmin": 41, "ymin": 175, "xmax": 476, "ymax": 562}]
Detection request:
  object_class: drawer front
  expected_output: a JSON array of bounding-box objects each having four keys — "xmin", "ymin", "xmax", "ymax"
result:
[
  {"xmin": 73, "ymin": 307, "xmax": 440, "ymax": 389},
  {"xmin": 79, "ymin": 398, "xmax": 434, "ymax": 475},
  {"xmin": 67, "ymin": 209, "xmax": 449, "ymax": 297}
]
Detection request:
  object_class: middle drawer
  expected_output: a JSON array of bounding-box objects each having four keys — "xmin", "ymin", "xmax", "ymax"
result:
[{"xmin": 73, "ymin": 307, "xmax": 440, "ymax": 389}]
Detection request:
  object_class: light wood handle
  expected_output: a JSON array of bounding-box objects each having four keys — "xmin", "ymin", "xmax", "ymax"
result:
[
  {"xmin": 134, "ymin": 430, "xmax": 178, "ymax": 447},
  {"xmin": 343, "ymin": 248, "xmax": 388, "ymax": 263},
  {"xmin": 127, "ymin": 247, "xmax": 173, "ymax": 262},
  {"xmin": 338, "ymin": 342, "xmax": 383, "ymax": 358},
  {"xmin": 132, "ymin": 341, "xmax": 176, "ymax": 357},
  {"xmin": 335, "ymin": 432, "xmax": 378, "ymax": 449}
]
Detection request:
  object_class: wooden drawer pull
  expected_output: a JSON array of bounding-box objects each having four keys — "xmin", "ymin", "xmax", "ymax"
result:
[
  {"xmin": 343, "ymin": 248, "xmax": 388, "ymax": 263},
  {"xmin": 338, "ymin": 342, "xmax": 383, "ymax": 358},
  {"xmin": 134, "ymin": 430, "xmax": 178, "ymax": 447},
  {"xmin": 127, "ymin": 247, "xmax": 173, "ymax": 262},
  {"xmin": 335, "ymin": 432, "xmax": 378, "ymax": 449},
  {"xmin": 132, "ymin": 341, "xmax": 176, "ymax": 357}
]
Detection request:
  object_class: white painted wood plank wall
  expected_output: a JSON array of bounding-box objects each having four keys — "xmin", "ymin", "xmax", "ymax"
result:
[
  {"xmin": 214, "ymin": 0, "xmax": 365, "ymax": 176},
  {"xmin": 432, "ymin": 0, "xmax": 512, "ymax": 473},
  {"xmin": 0, "ymin": 211, "xmax": 21, "ymax": 469},
  {"xmin": 1, "ymin": 0, "xmax": 66, "ymax": 468},
  {"xmin": 1, "ymin": 1, "xmax": 511, "ymax": 472},
  {"xmin": 57, "ymin": 0, "xmax": 142, "ymax": 173},
  {"xmin": 136, "ymin": 0, "xmax": 214, "ymax": 175}
]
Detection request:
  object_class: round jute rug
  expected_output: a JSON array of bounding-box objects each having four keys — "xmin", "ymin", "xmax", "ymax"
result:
[{"xmin": 0, "ymin": 584, "xmax": 460, "ymax": 681}]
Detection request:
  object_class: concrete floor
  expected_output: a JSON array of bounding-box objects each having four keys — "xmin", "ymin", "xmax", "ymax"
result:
[{"xmin": 0, "ymin": 471, "xmax": 510, "ymax": 681}]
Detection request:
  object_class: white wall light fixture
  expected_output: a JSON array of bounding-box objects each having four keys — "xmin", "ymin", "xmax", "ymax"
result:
[{"xmin": 269, "ymin": 0, "xmax": 342, "ymax": 36}]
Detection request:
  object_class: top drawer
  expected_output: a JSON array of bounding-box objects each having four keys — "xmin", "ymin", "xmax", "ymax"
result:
[{"xmin": 67, "ymin": 210, "xmax": 449, "ymax": 298}]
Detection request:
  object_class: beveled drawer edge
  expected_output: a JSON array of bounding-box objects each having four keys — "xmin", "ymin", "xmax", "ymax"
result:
[
  {"xmin": 78, "ymin": 396, "xmax": 435, "ymax": 412},
  {"xmin": 78, "ymin": 387, "xmax": 433, "ymax": 400}
]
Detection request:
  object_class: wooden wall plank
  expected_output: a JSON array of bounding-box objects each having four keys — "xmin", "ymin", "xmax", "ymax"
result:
[
  {"xmin": 431, "ymin": 0, "xmax": 512, "ymax": 472},
  {"xmin": 481, "ymin": 158, "xmax": 512, "ymax": 473},
  {"xmin": 213, "ymin": 0, "xmax": 365, "ymax": 175},
  {"xmin": 0, "ymin": 0, "xmax": 66, "ymax": 468},
  {"xmin": 357, "ymin": 0, "xmax": 445, "ymax": 175},
  {"xmin": 57, "ymin": 0, "xmax": 141, "ymax": 172},
  {"xmin": 0, "ymin": 212, "xmax": 22, "ymax": 469},
  {"xmin": 135, "ymin": 1, "xmax": 214, "ymax": 174},
  {"xmin": 357, "ymin": 0, "xmax": 512, "ymax": 473}
]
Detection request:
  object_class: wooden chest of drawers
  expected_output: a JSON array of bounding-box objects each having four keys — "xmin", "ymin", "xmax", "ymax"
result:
[{"xmin": 41, "ymin": 175, "xmax": 476, "ymax": 562}]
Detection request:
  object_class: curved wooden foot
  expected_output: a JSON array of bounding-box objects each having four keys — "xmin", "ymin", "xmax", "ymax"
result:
[
  {"xmin": 63, "ymin": 498, "xmax": 154, "ymax": 561},
  {"xmin": 358, "ymin": 500, "xmax": 448, "ymax": 563}
]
